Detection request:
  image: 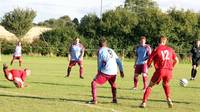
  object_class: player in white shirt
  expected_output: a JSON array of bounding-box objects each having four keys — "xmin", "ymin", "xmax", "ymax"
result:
[
  {"xmin": 88, "ymin": 38, "xmax": 124, "ymax": 104},
  {"xmin": 10, "ymin": 41, "xmax": 22, "ymax": 67}
]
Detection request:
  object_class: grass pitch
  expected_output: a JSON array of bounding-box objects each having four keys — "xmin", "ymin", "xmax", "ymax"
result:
[{"xmin": 0, "ymin": 55, "xmax": 199, "ymax": 112}]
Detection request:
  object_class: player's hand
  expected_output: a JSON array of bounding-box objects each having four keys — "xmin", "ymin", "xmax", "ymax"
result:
[
  {"xmin": 120, "ymin": 71, "xmax": 124, "ymax": 78},
  {"xmin": 79, "ymin": 57, "xmax": 83, "ymax": 61},
  {"xmin": 148, "ymin": 64, "xmax": 152, "ymax": 68},
  {"xmin": 3, "ymin": 63, "xmax": 8, "ymax": 69}
]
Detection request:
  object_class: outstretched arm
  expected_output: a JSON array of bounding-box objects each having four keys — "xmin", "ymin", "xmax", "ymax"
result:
[{"xmin": 116, "ymin": 58, "xmax": 124, "ymax": 78}]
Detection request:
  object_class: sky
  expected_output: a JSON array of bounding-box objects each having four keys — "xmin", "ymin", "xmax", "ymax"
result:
[{"xmin": 0, "ymin": 0, "xmax": 200, "ymax": 23}]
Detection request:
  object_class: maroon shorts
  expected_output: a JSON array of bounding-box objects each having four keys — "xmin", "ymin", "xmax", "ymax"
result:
[
  {"xmin": 151, "ymin": 69, "xmax": 172, "ymax": 84},
  {"xmin": 134, "ymin": 64, "xmax": 148, "ymax": 74},
  {"xmin": 94, "ymin": 72, "xmax": 116, "ymax": 86},
  {"xmin": 13, "ymin": 56, "xmax": 22, "ymax": 60},
  {"xmin": 68, "ymin": 60, "xmax": 83, "ymax": 67}
]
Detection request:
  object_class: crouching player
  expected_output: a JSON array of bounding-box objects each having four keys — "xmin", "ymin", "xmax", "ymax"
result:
[
  {"xmin": 88, "ymin": 38, "xmax": 124, "ymax": 104},
  {"xmin": 3, "ymin": 64, "xmax": 31, "ymax": 88}
]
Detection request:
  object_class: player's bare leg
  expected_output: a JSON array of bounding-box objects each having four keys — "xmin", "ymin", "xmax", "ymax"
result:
[
  {"xmin": 19, "ymin": 58, "xmax": 22, "ymax": 67},
  {"xmin": 65, "ymin": 67, "xmax": 71, "ymax": 77},
  {"xmin": 142, "ymin": 73, "xmax": 148, "ymax": 90},
  {"xmin": 10, "ymin": 58, "xmax": 14, "ymax": 66},
  {"xmin": 79, "ymin": 63, "xmax": 84, "ymax": 79}
]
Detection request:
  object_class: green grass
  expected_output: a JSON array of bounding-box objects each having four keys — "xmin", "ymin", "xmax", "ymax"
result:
[{"xmin": 0, "ymin": 55, "xmax": 199, "ymax": 112}]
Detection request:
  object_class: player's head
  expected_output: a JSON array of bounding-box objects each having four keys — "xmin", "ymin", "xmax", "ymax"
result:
[
  {"xmin": 24, "ymin": 69, "xmax": 31, "ymax": 76},
  {"xmin": 196, "ymin": 39, "xmax": 200, "ymax": 47},
  {"xmin": 17, "ymin": 41, "xmax": 21, "ymax": 46},
  {"xmin": 160, "ymin": 36, "xmax": 168, "ymax": 45},
  {"xmin": 74, "ymin": 37, "xmax": 80, "ymax": 44},
  {"xmin": 140, "ymin": 36, "xmax": 146, "ymax": 45},
  {"xmin": 99, "ymin": 37, "xmax": 107, "ymax": 47}
]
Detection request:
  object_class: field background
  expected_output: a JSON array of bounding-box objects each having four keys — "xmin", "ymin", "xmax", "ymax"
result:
[{"xmin": 0, "ymin": 55, "xmax": 199, "ymax": 112}]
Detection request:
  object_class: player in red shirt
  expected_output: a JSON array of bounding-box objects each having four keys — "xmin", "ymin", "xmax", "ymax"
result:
[
  {"xmin": 139, "ymin": 36, "xmax": 179, "ymax": 108},
  {"xmin": 3, "ymin": 64, "xmax": 31, "ymax": 88}
]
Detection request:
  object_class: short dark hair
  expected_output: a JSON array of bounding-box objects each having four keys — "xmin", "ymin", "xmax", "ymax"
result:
[
  {"xmin": 140, "ymin": 36, "xmax": 146, "ymax": 40},
  {"xmin": 160, "ymin": 36, "xmax": 168, "ymax": 43},
  {"xmin": 99, "ymin": 37, "xmax": 107, "ymax": 47}
]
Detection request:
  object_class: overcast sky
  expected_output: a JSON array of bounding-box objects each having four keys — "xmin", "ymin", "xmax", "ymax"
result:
[{"xmin": 0, "ymin": 0, "xmax": 200, "ymax": 23}]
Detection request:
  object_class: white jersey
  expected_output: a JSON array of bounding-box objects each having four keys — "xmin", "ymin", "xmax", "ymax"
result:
[
  {"xmin": 98, "ymin": 47, "xmax": 123, "ymax": 75},
  {"xmin": 14, "ymin": 46, "xmax": 22, "ymax": 57}
]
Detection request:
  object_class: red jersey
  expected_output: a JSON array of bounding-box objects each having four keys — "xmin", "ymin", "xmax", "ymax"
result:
[
  {"xmin": 4, "ymin": 69, "xmax": 26, "ymax": 82},
  {"xmin": 147, "ymin": 45, "xmax": 176, "ymax": 70}
]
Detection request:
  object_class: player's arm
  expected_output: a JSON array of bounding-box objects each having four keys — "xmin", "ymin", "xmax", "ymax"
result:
[
  {"xmin": 113, "ymin": 51, "xmax": 124, "ymax": 78},
  {"xmin": 68, "ymin": 45, "xmax": 72, "ymax": 61},
  {"xmin": 173, "ymin": 57, "xmax": 179, "ymax": 67},
  {"xmin": 79, "ymin": 45, "xmax": 85, "ymax": 61},
  {"xmin": 134, "ymin": 47, "xmax": 138, "ymax": 67},
  {"xmin": 147, "ymin": 49, "xmax": 156, "ymax": 68},
  {"xmin": 3, "ymin": 64, "xmax": 13, "ymax": 81},
  {"xmin": 172, "ymin": 50, "xmax": 179, "ymax": 67}
]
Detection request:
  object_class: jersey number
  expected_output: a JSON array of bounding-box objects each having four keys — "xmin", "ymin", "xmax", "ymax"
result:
[{"xmin": 161, "ymin": 50, "xmax": 170, "ymax": 60}]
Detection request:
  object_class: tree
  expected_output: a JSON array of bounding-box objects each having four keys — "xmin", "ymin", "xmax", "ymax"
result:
[
  {"xmin": 1, "ymin": 8, "xmax": 36, "ymax": 39},
  {"xmin": 124, "ymin": 0, "xmax": 158, "ymax": 13},
  {"xmin": 37, "ymin": 15, "xmax": 74, "ymax": 28},
  {"xmin": 101, "ymin": 8, "xmax": 138, "ymax": 49}
]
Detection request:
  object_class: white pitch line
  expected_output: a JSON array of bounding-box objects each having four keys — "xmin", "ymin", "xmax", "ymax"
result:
[{"xmin": 0, "ymin": 89, "xmax": 120, "ymax": 112}]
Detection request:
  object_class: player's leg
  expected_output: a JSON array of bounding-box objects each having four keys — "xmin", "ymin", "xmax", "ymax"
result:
[
  {"xmin": 89, "ymin": 73, "xmax": 108, "ymax": 104},
  {"xmin": 13, "ymin": 78, "xmax": 24, "ymax": 88},
  {"xmin": 133, "ymin": 73, "xmax": 139, "ymax": 89},
  {"xmin": 162, "ymin": 70, "xmax": 173, "ymax": 108},
  {"xmin": 108, "ymin": 75, "xmax": 117, "ymax": 103},
  {"xmin": 78, "ymin": 61, "xmax": 84, "ymax": 79},
  {"xmin": 133, "ymin": 65, "xmax": 141, "ymax": 89},
  {"xmin": 140, "ymin": 70, "xmax": 161, "ymax": 108},
  {"xmin": 10, "ymin": 56, "xmax": 15, "ymax": 65},
  {"xmin": 65, "ymin": 61, "xmax": 76, "ymax": 77},
  {"xmin": 19, "ymin": 57, "xmax": 22, "ymax": 67},
  {"xmin": 191, "ymin": 59, "xmax": 197, "ymax": 80},
  {"xmin": 142, "ymin": 64, "xmax": 148, "ymax": 90}
]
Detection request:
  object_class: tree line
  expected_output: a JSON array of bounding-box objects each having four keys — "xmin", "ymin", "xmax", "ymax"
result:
[{"xmin": 1, "ymin": 0, "xmax": 200, "ymax": 58}]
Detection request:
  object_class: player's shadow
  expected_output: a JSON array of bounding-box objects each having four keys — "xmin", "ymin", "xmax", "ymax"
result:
[
  {"xmin": 0, "ymin": 84, "xmax": 13, "ymax": 88},
  {"xmin": 98, "ymin": 96, "xmax": 192, "ymax": 105},
  {"xmin": 30, "ymin": 81, "xmax": 130, "ymax": 90},
  {"xmin": 30, "ymin": 81, "xmax": 90, "ymax": 88},
  {"xmin": 0, "ymin": 93, "xmax": 87, "ymax": 103},
  {"xmin": 185, "ymin": 86, "xmax": 200, "ymax": 89}
]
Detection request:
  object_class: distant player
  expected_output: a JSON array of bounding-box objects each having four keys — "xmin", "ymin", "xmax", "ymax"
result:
[
  {"xmin": 65, "ymin": 37, "xmax": 85, "ymax": 79},
  {"xmin": 140, "ymin": 36, "xmax": 179, "ymax": 108},
  {"xmin": 133, "ymin": 36, "xmax": 151, "ymax": 90},
  {"xmin": 190, "ymin": 40, "xmax": 200, "ymax": 80},
  {"xmin": 87, "ymin": 38, "xmax": 124, "ymax": 104},
  {"xmin": 10, "ymin": 41, "xmax": 22, "ymax": 66},
  {"xmin": 3, "ymin": 64, "xmax": 31, "ymax": 88}
]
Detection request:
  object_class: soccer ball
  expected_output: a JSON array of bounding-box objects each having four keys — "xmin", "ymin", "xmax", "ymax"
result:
[{"xmin": 179, "ymin": 78, "xmax": 188, "ymax": 87}]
